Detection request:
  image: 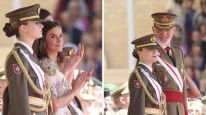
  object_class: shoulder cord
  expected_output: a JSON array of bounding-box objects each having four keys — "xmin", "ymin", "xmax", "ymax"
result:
[
  {"xmin": 134, "ymin": 68, "xmax": 167, "ymax": 115},
  {"xmin": 11, "ymin": 48, "xmax": 51, "ymax": 112}
]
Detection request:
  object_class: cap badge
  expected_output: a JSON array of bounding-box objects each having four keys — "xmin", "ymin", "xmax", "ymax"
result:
[
  {"xmin": 161, "ymin": 17, "xmax": 169, "ymax": 23},
  {"xmin": 151, "ymin": 37, "xmax": 156, "ymax": 42}
]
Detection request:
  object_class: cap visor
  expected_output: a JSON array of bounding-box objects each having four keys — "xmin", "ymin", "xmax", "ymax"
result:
[{"xmin": 24, "ymin": 18, "xmax": 45, "ymax": 23}]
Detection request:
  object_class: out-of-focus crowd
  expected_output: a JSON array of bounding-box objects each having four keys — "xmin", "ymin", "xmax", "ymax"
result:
[
  {"xmin": 0, "ymin": 0, "xmax": 102, "ymax": 115},
  {"xmin": 54, "ymin": 0, "xmax": 102, "ymax": 82},
  {"xmin": 169, "ymin": 0, "xmax": 206, "ymax": 96}
]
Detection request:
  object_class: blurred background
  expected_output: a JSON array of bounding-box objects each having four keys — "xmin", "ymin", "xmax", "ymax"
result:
[
  {"xmin": 0, "ymin": 0, "xmax": 102, "ymax": 114},
  {"xmin": 104, "ymin": 0, "xmax": 206, "ymax": 114}
]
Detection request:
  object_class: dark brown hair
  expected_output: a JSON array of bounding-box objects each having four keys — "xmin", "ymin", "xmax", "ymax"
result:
[
  {"xmin": 3, "ymin": 21, "xmax": 27, "ymax": 37},
  {"xmin": 39, "ymin": 8, "xmax": 51, "ymax": 20},
  {"xmin": 132, "ymin": 48, "xmax": 143, "ymax": 60},
  {"xmin": 33, "ymin": 21, "xmax": 65, "ymax": 65}
]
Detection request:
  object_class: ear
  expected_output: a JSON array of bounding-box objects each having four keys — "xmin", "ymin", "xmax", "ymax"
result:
[
  {"xmin": 119, "ymin": 96, "xmax": 125, "ymax": 104},
  {"xmin": 19, "ymin": 25, "xmax": 27, "ymax": 32},
  {"xmin": 172, "ymin": 26, "xmax": 176, "ymax": 33},
  {"xmin": 152, "ymin": 26, "xmax": 155, "ymax": 32}
]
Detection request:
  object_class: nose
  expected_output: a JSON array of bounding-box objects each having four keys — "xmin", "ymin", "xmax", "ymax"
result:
[
  {"xmin": 161, "ymin": 30, "xmax": 167, "ymax": 36},
  {"xmin": 57, "ymin": 36, "xmax": 63, "ymax": 43},
  {"xmin": 153, "ymin": 49, "xmax": 158, "ymax": 55}
]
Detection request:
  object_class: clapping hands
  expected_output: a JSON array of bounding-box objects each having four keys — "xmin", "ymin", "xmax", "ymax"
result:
[
  {"xmin": 63, "ymin": 44, "xmax": 84, "ymax": 76},
  {"xmin": 72, "ymin": 69, "xmax": 94, "ymax": 91}
]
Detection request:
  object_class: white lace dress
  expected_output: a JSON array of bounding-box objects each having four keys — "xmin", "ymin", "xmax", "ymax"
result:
[{"xmin": 40, "ymin": 58, "xmax": 72, "ymax": 115}]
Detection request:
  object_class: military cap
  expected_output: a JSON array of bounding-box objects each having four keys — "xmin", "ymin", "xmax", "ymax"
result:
[
  {"xmin": 121, "ymin": 86, "xmax": 129, "ymax": 95},
  {"xmin": 0, "ymin": 68, "xmax": 6, "ymax": 80},
  {"xmin": 131, "ymin": 34, "xmax": 157, "ymax": 49},
  {"xmin": 111, "ymin": 82, "xmax": 128, "ymax": 97},
  {"xmin": 151, "ymin": 12, "xmax": 177, "ymax": 30},
  {"xmin": 5, "ymin": 4, "xmax": 42, "ymax": 28}
]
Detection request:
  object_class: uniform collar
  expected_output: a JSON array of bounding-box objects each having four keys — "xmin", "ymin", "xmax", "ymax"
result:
[
  {"xmin": 139, "ymin": 62, "xmax": 153, "ymax": 72},
  {"xmin": 17, "ymin": 40, "xmax": 34, "ymax": 54},
  {"xmin": 162, "ymin": 44, "xmax": 171, "ymax": 49}
]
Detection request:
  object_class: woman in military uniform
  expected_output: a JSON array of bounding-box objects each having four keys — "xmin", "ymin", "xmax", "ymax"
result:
[
  {"xmin": 2, "ymin": 4, "xmax": 51, "ymax": 115},
  {"xmin": 128, "ymin": 34, "xmax": 166, "ymax": 115}
]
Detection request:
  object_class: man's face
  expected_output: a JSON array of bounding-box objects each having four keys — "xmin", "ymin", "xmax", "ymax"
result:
[{"xmin": 153, "ymin": 26, "xmax": 176, "ymax": 45}]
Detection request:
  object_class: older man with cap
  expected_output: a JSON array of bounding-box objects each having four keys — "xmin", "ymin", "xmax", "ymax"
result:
[
  {"xmin": 2, "ymin": 4, "xmax": 51, "ymax": 115},
  {"xmin": 128, "ymin": 34, "xmax": 166, "ymax": 115},
  {"xmin": 151, "ymin": 12, "xmax": 195, "ymax": 115}
]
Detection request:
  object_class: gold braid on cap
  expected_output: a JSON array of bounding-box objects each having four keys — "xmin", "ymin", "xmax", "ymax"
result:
[
  {"xmin": 20, "ymin": 15, "xmax": 40, "ymax": 21},
  {"xmin": 154, "ymin": 23, "xmax": 174, "ymax": 30},
  {"xmin": 154, "ymin": 20, "xmax": 175, "ymax": 26},
  {"xmin": 136, "ymin": 43, "xmax": 157, "ymax": 49},
  {"xmin": 133, "ymin": 68, "xmax": 167, "ymax": 115},
  {"xmin": 11, "ymin": 47, "xmax": 51, "ymax": 113}
]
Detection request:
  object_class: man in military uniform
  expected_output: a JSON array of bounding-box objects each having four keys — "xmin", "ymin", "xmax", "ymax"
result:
[
  {"xmin": 128, "ymin": 34, "xmax": 166, "ymax": 115},
  {"xmin": 2, "ymin": 4, "xmax": 51, "ymax": 115},
  {"xmin": 151, "ymin": 12, "xmax": 188, "ymax": 115}
]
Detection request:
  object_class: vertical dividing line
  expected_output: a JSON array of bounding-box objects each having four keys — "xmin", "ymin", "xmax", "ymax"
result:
[
  {"xmin": 127, "ymin": 0, "xmax": 135, "ymax": 72},
  {"xmin": 11, "ymin": 0, "xmax": 22, "ymax": 42}
]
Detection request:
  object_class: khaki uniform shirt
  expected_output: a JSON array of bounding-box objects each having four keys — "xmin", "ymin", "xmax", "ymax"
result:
[
  {"xmin": 3, "ymin": 43, "xmax": 46, "ymax": 115},
  {"xmin": 153, "ymin": 43, "xmax": 187, "ymax": 115}
]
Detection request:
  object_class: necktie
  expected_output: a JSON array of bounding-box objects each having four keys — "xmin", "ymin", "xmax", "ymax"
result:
[{"xmin": 164, "ymin": 47, "xmax": 175, "ymax": 66}]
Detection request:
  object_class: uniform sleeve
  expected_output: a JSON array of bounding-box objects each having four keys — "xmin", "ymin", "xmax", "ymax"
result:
[
  {"xmin": 181, "ymin": 49, "xmax": 188, "ymax": 108},
  {"xmin": 6, "ymin": 53, "xmax": 31, "ymax": 115},
  {"xmin": 128, "ymin": 72, "xmax": 145, "ymax": 115}
]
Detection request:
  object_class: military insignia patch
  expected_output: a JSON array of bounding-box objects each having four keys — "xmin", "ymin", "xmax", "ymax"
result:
[
  {"xmin": 161, "ymin": 17, "xmax": 169, "ymax": 23},
  {"xmin": 134, "ymin": 80, "xmax": 141, "ymax": 88},
  {"xmin": 150, "ymin": 37, "xmax": 156, "ymax": 42},
  {"xmin": 13, "ymin": 64, "xmax": 22, "ymax": 75}
]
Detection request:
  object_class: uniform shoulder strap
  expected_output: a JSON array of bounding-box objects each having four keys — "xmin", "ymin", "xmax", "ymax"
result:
[
  {"xmin": 11, "ymin": 48, "xmax": 50, "ymax": 95},
  {"xmin": 133, "ymin": 68, "xmax": 167, "ymax": 115},
  {"xmin": 11, "ymin": 48, "xmax": 52, "ymax": 113},
  {"xmin": 133, "ymin": 68, "xmax": 159, "ymax": 105}
]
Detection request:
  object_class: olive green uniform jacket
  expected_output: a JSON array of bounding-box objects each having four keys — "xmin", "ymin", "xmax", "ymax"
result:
[
  {"xmin": 128, "ymin": 63, "xmax": 160, "ymax": 115},
  {"xmin": 3, "ymin": 43, "xmax": 46, "ymax": 115},
  {"xmin": 153, "ymin": 43, "xmax": 187, "ymax": 115}
]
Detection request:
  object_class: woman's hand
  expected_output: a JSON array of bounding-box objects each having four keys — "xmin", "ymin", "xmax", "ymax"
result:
[
  {"xmin": 72, "ymin": 69, "xmax": 94, "ymax": 90},
  {"xmin": 72, "ymin": 71, "xmax": 88, "ymax": 91},
  {"xmin": 86, "ymin": 69, "xmax": 94, "ymax": 82},
  {"xmin": 63, "ymin": 44, "xmax": 84, "ymax": 76}
]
